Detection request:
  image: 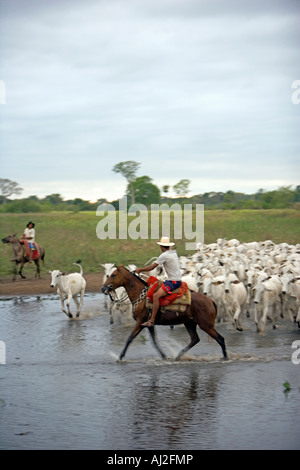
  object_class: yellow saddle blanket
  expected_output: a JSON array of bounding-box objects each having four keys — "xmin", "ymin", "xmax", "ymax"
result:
[{"xmin": 146, "ymin": 288, "xmax": 191, "ymax": 313}]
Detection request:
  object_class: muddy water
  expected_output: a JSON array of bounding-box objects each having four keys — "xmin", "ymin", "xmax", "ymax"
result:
[{"xmin": 0, "ymin": 293, "xmax": 299, "ymax": 450}]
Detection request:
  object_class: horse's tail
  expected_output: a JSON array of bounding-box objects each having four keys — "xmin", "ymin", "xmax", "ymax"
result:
[
  {"xmin": 212, "ymin": 300, "xmax": 218, "ymax": 318},
  {"xmin": 41, "ymin": 250, "xmax": 45, "ymax": 265},
  {"xmin": 73, "ymin": 261, "xmax": 83, "ymax": 275},
  {"xmin": 37, "ymin": 245, "xmax": 45, "ymax": 265}
]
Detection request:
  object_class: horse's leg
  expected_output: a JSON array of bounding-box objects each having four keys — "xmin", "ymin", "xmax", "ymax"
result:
[
  {"xmin": 12, "ymin": 261, "xmax": 17, "ymax": 282},
  {"xmin": 203, "ymin": 326, "xmax": 227, "ymax": 359},
  {"xmin": 19, "ymin": 260, "xmax": 26, "ymax": 279},
  {"xmin": 148, "ymin": 326, "xmax": 167, "ymax": 359},
  {"xmin": 119, "ymin": 323, "xmax": 143, "ymax": 360},
  {"xmin": 175, "ymin": 320, "xmax": 200, "ymax": 361},
  {"xmin": 34, "ymin": 259, "xmax": 40, "ymax": 278}
]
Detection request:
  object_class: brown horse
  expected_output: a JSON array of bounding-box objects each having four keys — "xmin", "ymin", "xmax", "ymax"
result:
[
  {"xmin": 102, "ymin": 265, "xmax": 227, "ymax": 361},
  {"xmin": 2, "ymin": 234, "xmax": 45, "ymax": 281}
]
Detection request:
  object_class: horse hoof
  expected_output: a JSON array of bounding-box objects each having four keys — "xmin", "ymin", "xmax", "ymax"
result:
[{"xmin": 68, "ymin": 314, "xmax": 73, "ymax": 318}]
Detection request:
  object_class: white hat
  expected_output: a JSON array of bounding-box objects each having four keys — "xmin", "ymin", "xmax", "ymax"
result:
[{"xmin": 156, "ymin": 236, "xmax": 175, "ymax": 247}]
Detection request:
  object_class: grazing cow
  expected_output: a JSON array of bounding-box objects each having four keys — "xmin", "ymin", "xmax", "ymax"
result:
[{"xmin": 49, "ymin": 263, "xmax": 86, "ymax": 318}]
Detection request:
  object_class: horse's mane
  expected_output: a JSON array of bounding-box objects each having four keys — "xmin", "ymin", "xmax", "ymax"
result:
[{"xmin": 120, "ymin": 266, "xmax": 149, "ymax": 287}]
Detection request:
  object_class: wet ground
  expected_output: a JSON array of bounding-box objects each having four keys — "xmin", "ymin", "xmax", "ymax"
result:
[{"xmin": 0, "ymin": 293, "xmax": 299, "ymax": 450}]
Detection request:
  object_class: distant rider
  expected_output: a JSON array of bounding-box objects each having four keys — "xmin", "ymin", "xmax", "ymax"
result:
[{"xmin": 22, "ymin": 221, "xmax": 36, "ymax": 262}]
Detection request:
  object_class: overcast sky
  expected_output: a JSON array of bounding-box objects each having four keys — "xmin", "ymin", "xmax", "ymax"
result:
[{"xmin": 0, "ymin": 0, "xmax": 299, "ymax": 202}]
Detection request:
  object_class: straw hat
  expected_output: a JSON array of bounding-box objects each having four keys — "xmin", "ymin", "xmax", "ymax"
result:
[{"xmin": 156, "ymin": 236, "xmax": 175, "ymax": 247}]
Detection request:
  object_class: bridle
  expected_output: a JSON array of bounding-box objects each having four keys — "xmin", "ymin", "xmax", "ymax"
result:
[{"xmin": 103, "ymin": 269, "xmax": 149, "ymax": 313}]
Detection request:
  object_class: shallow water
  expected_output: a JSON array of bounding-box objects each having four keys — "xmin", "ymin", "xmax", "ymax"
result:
[{"xmin": 0, "ymin": 293, "xmax": 299, "ymax": 450}]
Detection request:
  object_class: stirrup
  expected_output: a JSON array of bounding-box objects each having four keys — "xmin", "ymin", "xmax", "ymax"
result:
[{"xmin": 142, "ymin": 320, "xmax": 154, "ymax": 327}]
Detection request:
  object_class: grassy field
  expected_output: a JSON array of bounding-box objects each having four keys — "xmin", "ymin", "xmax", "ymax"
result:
[{"xmin": 0, "ymin": 209, "xmax": 299, "ymax": 277}]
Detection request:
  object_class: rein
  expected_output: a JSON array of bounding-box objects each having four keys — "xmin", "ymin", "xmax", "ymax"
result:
[
  {"xmin": 131, "ymin": 286, "xmax": 148, "ymax": 313},
  {"xmin": 108, "ymin": 290, "xmax": 129, "ymax": 304},
  {"xmin": 127, "ymin": 270, "xmax": 149, "ymax": 312}
]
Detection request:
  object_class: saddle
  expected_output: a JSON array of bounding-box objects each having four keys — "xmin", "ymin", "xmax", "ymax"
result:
[
  {"xmin": 22, "ymin": 240, "xmax": 40, "ymax": 260},
  {"xmin": 146, "ymin": 276, "xmax": 192, "ymax": 313}
]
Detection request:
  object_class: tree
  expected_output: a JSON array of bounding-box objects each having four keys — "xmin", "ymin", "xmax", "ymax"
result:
[
  {"xmin": 0, "ymin": 178, "xmax": 23, "ymax": 204},
  {"xmin": 127, "ymin": 176, "xmax": 160, "ymax": 206},
  {"xmin": 173, "ymin": 179, "xmax": 191, "ymax": 197},
  {"xmin": 112, "ymin": 161, "xmax": 140, "ymax": 204},
  {"xmin": 294, "ymin": 185, "xmax": 300, "ymax": 202},
  {"xmin": 44, "ymin": 193, "xmax": 64, "ymax": 205},
  {"xmin": 162, "ymin": 185, "xmax": 170, "ymax": 197}
]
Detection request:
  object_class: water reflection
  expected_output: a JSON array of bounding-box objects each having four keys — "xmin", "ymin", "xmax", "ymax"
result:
[
  {"xmin": 128, "ymin": 369, "xmax": 221, "ymax": 448},
  {"xmin": 0, "ymin": 294, "xmax": 299, "ymax": 450}
]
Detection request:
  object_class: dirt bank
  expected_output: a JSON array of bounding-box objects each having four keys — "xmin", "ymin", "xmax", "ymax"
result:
[{"xmin": 0, "ymin": 273, "xmax": 104, "ymax": 297}]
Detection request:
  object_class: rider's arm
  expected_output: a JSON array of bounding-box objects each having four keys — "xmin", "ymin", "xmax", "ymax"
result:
[{"xmin": 135, "ymin": 262, "xmax": 158, "ymax": 274}]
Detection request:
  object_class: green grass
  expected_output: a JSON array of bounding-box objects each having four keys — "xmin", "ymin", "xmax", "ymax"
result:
[{"xmin": 0, "ymin": 209, "xmax": 299, "ymax": 277}]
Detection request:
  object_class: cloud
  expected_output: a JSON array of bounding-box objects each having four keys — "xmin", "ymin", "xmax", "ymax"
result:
[{"xmin": 0, "ymin": 0, "xmax": 299, "ymax": 200}]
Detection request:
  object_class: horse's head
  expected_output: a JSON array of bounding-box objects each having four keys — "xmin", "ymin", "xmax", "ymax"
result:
[
  {"xmin": 101, "ymin": 265, "xmax": 127, "ymax": 295},
  {"xmin": 2, "ymin": 234, "xmax": 18, "ymax": 244}
]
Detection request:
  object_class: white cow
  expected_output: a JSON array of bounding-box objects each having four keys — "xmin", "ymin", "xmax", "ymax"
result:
[
  {"xmin": 222, "ymin": 273, "xmax": 247, "ymax": 331},
  {"xmin": 294, "ymin": 280, "xmax": 300, "ymax": 328},
  {"xmin": 211, "ymin": 273, "xmax": 247, "ymax": 331},
  {"xmin": 281, "ymin": 272, "xmax": 298, "ymax": 322},
  {"xmin": 281, "ymin": 274, "xmax": 300, "ymax": 327},
  {"xmin": 252, "ymin": 275, "xmax": 282, "ymax": 332},
  {"xmin": 49, "ymin": 263, "xmax": 86, "ymax": 318}
]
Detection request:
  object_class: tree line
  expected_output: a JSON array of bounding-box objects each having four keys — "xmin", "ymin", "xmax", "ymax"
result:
[{"xmin": 1, "ymin": 173, "xmax": 300, "ymax": 213}]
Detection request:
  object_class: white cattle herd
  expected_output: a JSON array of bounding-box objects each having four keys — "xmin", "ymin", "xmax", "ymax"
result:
[{"xmin": 51, "ymin": 238, "xmax": 300, "ymax": 333}]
